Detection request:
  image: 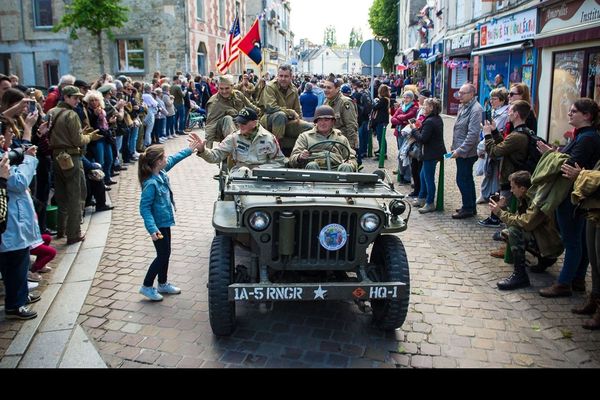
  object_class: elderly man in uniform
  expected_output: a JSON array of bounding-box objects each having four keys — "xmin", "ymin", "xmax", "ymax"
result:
[
  {"xmin": 259, "ymin": 64, "xmax": 312, "ymax": 152},
  {"xmin": 46, "ymin": 86, "xmax": 95, "ymax": 244},
  {"xmin": 289, "ymin": 105, "xmax": 357, "ymax": 172},
  {"xmin": 323, "ymin": 76, "xmax": 359, "ymax": 150},
  {"xmin": 196, "ymin": 107, "xmax": 285, "ymax": 177},
  {"xmin": 204, "ymin": 75, "xmax": 258, "ymax": 148}
]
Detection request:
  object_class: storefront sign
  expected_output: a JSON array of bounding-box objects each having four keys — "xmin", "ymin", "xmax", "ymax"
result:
[
  {"xmin": 445, "ymin": 33, "xmax": 473, "ymax": 56},
  {"xmin": 539, "ymin": 0, "xmax": 600, "ymax": 34},
  {"xmin": 480, "ymin": 9, "xmax": 537, "ymax": 48}
]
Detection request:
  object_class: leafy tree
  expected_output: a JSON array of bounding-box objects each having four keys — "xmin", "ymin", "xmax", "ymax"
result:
[
  {"xmin": 348, "ymin": 28, "xmax": 363, "ymax": 48},
  {"xmin": 368, "ymin": 0, "xmax": 398, "ymax": 71},
  {"xmin": 323, "ymin": 26, "xmax": 337, "ymax": 47},
  {"xmin": 53, "ymin": 0, "xmax": 129, "ymax": 74}
]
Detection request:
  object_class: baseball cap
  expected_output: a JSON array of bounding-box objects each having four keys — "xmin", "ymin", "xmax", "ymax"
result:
[{"xmin": 234, "ymin": 107, "xmax": 258, "ymax": 124}]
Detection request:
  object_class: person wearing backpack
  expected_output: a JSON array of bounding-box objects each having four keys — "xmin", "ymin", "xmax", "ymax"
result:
[
  {"xmin": 354, "ymin": 81, "xmax": 372, "ymax": 163},
  {"xmin": 480, "ymin": 100, "xmax": 530, "ymax": 226}
]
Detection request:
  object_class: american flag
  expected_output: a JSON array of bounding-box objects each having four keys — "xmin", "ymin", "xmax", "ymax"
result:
[{"xmin": 216, "ymin": 16, "xmax": 241, "ymax": 74}]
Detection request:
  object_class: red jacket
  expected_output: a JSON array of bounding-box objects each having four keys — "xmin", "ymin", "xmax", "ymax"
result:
[{"xmin": 391, "ymin": 102, "xmax": 419, "ymax": 136}]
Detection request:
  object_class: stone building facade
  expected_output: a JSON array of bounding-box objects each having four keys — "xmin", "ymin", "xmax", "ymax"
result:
[{"xmin": 0, "ymin": 0, "xmax": 70, "ymax": 87}]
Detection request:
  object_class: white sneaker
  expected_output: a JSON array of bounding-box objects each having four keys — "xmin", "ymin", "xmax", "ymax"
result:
[
  {"xmin": 157, "ymin": 282, "xmax": 181, "ymax": 294},
  {"xmin": 28, "ymin": 281, "xmax": 39, "ymax": 291}
]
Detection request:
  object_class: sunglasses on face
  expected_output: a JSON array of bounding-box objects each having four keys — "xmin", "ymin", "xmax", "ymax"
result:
[{"xmin": 508, "ymin": 92, "xmax": 520, "ymax": 97}]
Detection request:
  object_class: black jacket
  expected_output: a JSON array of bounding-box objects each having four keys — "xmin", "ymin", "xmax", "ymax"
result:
[
  {"xmin": 414, "ymin": 114, "xmax": 446, "ymax": 161},
  {"xmin": 562, "ymin": 126, "xmax": 600, "ymax": 170},
  {"xmin": 371, "ymin": 97, "xmax": 389, "ymax": 125}
]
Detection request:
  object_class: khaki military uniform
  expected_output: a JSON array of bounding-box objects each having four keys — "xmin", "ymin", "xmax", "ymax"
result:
[
  {"xmin": 289, "ymin": 127, "xmax": 357, "ymax": 172},
  {"xmin": 48, "ymin": 102, "xmax": 92, "ymax": 241},
  {"xmin": 259, "ymin": 80, "xmax": 312, "ymax": 151},
  {"xmin": 198, "ymin": 125, "xmax": 286, "ymax": 173},
  {"xmin": 326, "ymin": 92, "xmax": 359, "ymax": 149},
  {"xmin": 204, "ymin": 90, "xmax": 258, "ymax": 146},
  {"xmin": 235, "ymin": 82, "xmax": 256, "ymax": 101}
]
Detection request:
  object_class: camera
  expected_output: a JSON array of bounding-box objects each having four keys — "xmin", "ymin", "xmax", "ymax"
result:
[
  {"xmin": 490, "ymin": 193, "xmax": 500, "ymax": 202},
  {"xmin": 7, "ymin": 144, "xmax": 32, "ymax": 165}
]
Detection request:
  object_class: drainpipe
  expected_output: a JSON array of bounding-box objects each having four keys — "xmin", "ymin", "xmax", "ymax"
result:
[{"xmin": 183, "ymin": 0, "xmax": 189, "ymax": 73}]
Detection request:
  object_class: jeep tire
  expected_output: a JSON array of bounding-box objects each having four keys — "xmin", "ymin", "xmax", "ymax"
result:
[
  {"xmin": 208, "ymin": 235, "xmax": 236, "ymax": 336},
  {"xmin": 370, "ymin": 235, "xmax": 410, "ymax": 330}
]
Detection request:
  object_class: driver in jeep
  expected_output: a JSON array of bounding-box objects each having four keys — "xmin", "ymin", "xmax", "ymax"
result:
[
  {"xmin": 288, "ymin": 105, "xmax": 358, "ymax": 172},
  {"xmin": 196, "ymin": 107, "xmax": 286, "ymax": 176}
]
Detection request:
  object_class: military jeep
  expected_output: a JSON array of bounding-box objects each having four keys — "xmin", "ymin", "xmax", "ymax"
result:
[{"xmin": 208, "ymin": 168, "xmax": 411, "ymax": 336}]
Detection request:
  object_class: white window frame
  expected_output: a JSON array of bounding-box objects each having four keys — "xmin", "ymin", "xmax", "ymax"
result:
[
  {"xmin": 196, "ymin": 0, "xmax": 205, "ymax": 21},
  {"xmin": 116, "ymin": 39, "xmax": 145, "ymax": 74},
  {"xmin": 219, "ymin": 0, "xmax": 226, "ymax": 28},
  {"xmin": 33, "ymin": 0, "xmax": 53, "ymax": 29}
]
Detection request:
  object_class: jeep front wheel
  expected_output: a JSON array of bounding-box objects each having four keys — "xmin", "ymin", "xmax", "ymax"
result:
[
  {"xmin": 369, "ymin": 235, "xmax": 410, "ymax": 330},
  {"xmin": 208, "ymin": 235, "xmax": 236, "ymax": 336}
]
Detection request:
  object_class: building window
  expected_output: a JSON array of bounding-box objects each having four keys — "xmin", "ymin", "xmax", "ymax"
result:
[
  {"xmin": 455, "ymin": 0, "xmax": 466, "ymax": 26},
  {"xmin": 43, "ymin": 60, "xmax": 59, "ymax": 86},
  {"xmin": 197, "ymin": 42, "xmax": 207, "ymax": 76},
  {"xmin": 196, "ymin": 0, "xmax": 204, "ymax": 20},
  {"xmin": 219, "ymin": 0, "xmax": 226, "ymax": 28},
  {"xmin": 33, "ymin": 0, "xmax": 53, "ymax": 28},
  {"xmin": 116, "ymin": 39, "xmax": 145, "ymax": 73}
]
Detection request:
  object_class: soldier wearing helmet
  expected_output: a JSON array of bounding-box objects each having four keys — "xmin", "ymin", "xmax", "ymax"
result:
[{"xmin": 288, "ymin": 105, "xmax": 357, "ymax": 172}]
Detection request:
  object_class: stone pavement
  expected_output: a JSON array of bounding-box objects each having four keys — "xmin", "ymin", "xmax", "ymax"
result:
[{"xmin": 1, "ymin": 115, "xmax": 599, "ymax": 368}]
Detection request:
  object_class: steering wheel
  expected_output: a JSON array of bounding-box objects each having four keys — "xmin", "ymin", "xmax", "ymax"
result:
[{"xmin": 306, "ymin": 140, "xmax": 351, "ymax": 171}]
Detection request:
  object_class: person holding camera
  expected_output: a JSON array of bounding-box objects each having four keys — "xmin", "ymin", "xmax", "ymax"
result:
[{"xmin": 0, "ymin": 136, "xmax": 41, "ymax": 319}]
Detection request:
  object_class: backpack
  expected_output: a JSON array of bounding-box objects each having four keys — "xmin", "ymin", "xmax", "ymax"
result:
[
  {"xmin": 359, "ymin": 90, "xmax": 373, "ymax": 119},
  {"xmin": 512, "ymin": 126, "xmax": 547, "ymax": 174}
]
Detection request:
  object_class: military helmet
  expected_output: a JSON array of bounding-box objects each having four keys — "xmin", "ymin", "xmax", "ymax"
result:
[{"xmin": 313, "ymin": 105, "xmax": 336, "ymax": 121}]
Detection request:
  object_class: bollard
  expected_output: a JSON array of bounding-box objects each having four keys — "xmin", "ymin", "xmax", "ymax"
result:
[
  {"xmin": 46, "ymin": 205, "xmax": 58, "ymax": 231},
  {"xmin": 503, "ymin": 196, "xmax": 518, "ymax": 263},
  {"xmin": 378, "ymin": 125, "xmax": 387, "ymax": 168},
  {"xmin": 436, "ymin": 159, "xmax": 444, "ymax": 211}
]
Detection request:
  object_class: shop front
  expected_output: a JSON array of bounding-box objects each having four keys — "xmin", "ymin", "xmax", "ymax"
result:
[
  {"xmin": 473, "ymin": 8, "xmax": 538, "ymax": 120},
  {"xmin": 444, "ymin": 32, "xmax": 475, "ymax": 115},
  {"xmin": 535, "ymin": 0, "xmax": 600, "ymax": 144},
  {"xmin": 425, "ymin": 41, "xmax": 444, "ymax": 99}
]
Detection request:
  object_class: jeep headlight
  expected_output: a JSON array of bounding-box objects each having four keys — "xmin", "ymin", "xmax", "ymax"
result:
[
  {"xmin": 360, "ymin": 213, "xmax": 380, "ymax": 232},
  {"xmin": 248, "ymin": 211, "xmax": 270, "ymax": 231}
]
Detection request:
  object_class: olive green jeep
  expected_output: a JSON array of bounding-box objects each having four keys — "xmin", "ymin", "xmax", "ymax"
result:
[{"xmin": 208, "ymin": 167, "xmax": 411, "ymax": 336}]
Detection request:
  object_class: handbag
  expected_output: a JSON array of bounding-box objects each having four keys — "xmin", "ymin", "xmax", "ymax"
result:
[
  {"xmin": 408, "ymin": 140, "xmax": 423, "ymax": 161},
  {"xmin": 56, "ymin": 151, "xmax": 74, "ymax": 170}
]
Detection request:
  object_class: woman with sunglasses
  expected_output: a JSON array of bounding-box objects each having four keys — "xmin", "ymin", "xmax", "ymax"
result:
[
  {"xmin": 537, "ymin": 98, "xmax": 600, "ymax": 298},
  {"xmin": 506, "ymin": 83, "xmax": 537, "ymax": 135}
]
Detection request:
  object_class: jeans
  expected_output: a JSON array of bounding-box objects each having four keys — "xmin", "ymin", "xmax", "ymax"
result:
[
  {"xmin": 166, "ymin": 115, "xmax": 175, "ymax": 136},
  {"xmin": 175, "ymin": 104, "xmax": 186, "ymax": 132},
  {"xmin": 418, "ymin": 159, "xmax": 438, "ymax": 205},
  {"xmin": 455, "ymin": 156, "xmax": 478, "ymax": 213},
  {"xmin": 153, "ymin": 118, "xmax": 166, "ymax": 142},
  {"xmin": 556, "ymin": 197, "xmax": 588, "ymax": 285},
  {"xmin": 114, "ymin": 135, "xmax": 124, "ymax": 167},
  {"xmin": 143, "ymin": 227, "xmax": 171, "ymax": 287},
  {"xmin": 587, "ymin": 222, "xmax": 600, "ymax": 297},
  {"xmin": 144, "ymin": 113, "xmax": 156, "ymax": 146},
  {"xmin": 357, "ymin": 121, "xmax": 369, "ymax": 163},
  {"xmin": 128, "ymin": 125, "xmax": 139, "ymax": 156},
  {"xmin": 0, "ymin": 248, "xmax": 30, "ymax": 310},
  {"xmin": 90, "ymin": 139, "xmax": 113, "ymax": 184}
]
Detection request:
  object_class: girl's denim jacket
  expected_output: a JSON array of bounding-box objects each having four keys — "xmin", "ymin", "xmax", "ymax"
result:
[{"xmin": 139, "ymin": 148, "xmax": 192, "ymax": 235}]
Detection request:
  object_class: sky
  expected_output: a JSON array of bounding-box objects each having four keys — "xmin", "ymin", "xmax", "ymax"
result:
[{"xmin": 289, "ymin": 0, "xmax": 374, "ymax": 47}]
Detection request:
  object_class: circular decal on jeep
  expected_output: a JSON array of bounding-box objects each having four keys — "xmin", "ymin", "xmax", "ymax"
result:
[{"xmin": 319, "ymin": 224, "xmax": 348, "ymax": 251}]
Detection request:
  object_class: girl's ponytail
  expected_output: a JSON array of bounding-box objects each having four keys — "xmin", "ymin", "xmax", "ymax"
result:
[{"xmin": 138, "ymin": 145, "xmax": 165, "ymax": 186}]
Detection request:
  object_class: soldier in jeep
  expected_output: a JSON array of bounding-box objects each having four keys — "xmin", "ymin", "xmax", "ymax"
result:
[{"xmin": 288, "ymin": 105, "xmax": 357, "ymax": 172}]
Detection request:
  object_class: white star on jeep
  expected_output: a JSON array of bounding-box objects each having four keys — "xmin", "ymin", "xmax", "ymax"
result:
[{"xmin": 313, "ymin": 285, "xmax": 327, "ymax": 300}]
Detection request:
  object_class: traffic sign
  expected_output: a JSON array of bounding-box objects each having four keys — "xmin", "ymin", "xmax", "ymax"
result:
[{"xmin": 359, "ymin": 40, "xmax": 384, "ymax": 65}]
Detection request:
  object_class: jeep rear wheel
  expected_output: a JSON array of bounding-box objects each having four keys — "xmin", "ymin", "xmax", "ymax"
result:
[
  {"xmin": 370, "ymin": 235, "xmax": 410, "ymax": 330},
  {"xmin": 208, "ymin": 235, "xmax": 236, "ymax": 336}
]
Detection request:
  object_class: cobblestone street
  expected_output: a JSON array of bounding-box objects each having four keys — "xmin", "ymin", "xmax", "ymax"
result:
[{"xmin": 2, "ymin": 116, "xmax": 599, "ymax": 368}]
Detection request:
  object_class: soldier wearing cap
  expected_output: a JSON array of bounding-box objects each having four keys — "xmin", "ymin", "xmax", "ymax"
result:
[
  {"xmin": 47, "ymin": 85, "xmax": 94, "ymax": 244},
  {"xmin": 259, "ymin": 64, "xmax": 313, "ymax": 152},
  {"xmin": 289, "ymin": 105, "xmax": 357, "ymax": 172},
  {"xmin": 323, "ymin": 76, "xmax": 359, "ymax": 149},
  {"xmin": 204, "ymin": 74, "xmax": 259, "ymax": 148},
  {"xmin": 235, "ymin": 74, "xmax": 256, "ymax": 101},
  {"xmin": 197, "ymin": 106, "xmax": 285, "ymax": 176}
]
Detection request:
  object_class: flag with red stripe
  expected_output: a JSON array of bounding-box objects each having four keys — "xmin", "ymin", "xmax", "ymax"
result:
[{"xmin": 216, "ymin": 15, "xmax": 241, "ymax": 74}]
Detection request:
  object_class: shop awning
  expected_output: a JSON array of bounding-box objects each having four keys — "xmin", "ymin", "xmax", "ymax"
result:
[
  {"xmin": 534, "ymin": 26, "xmax": 600, "ymax": 48},
  {"xmin": 425, "ymin": 53, "xmax": 442, "ymax": 64},
  {"xmin": 402, "ymin": 47, "xmax": 417, "ymax": 56},
  {"xmin": 471, "ymin": 43, "xmax": 525, "ymax": 56}
]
